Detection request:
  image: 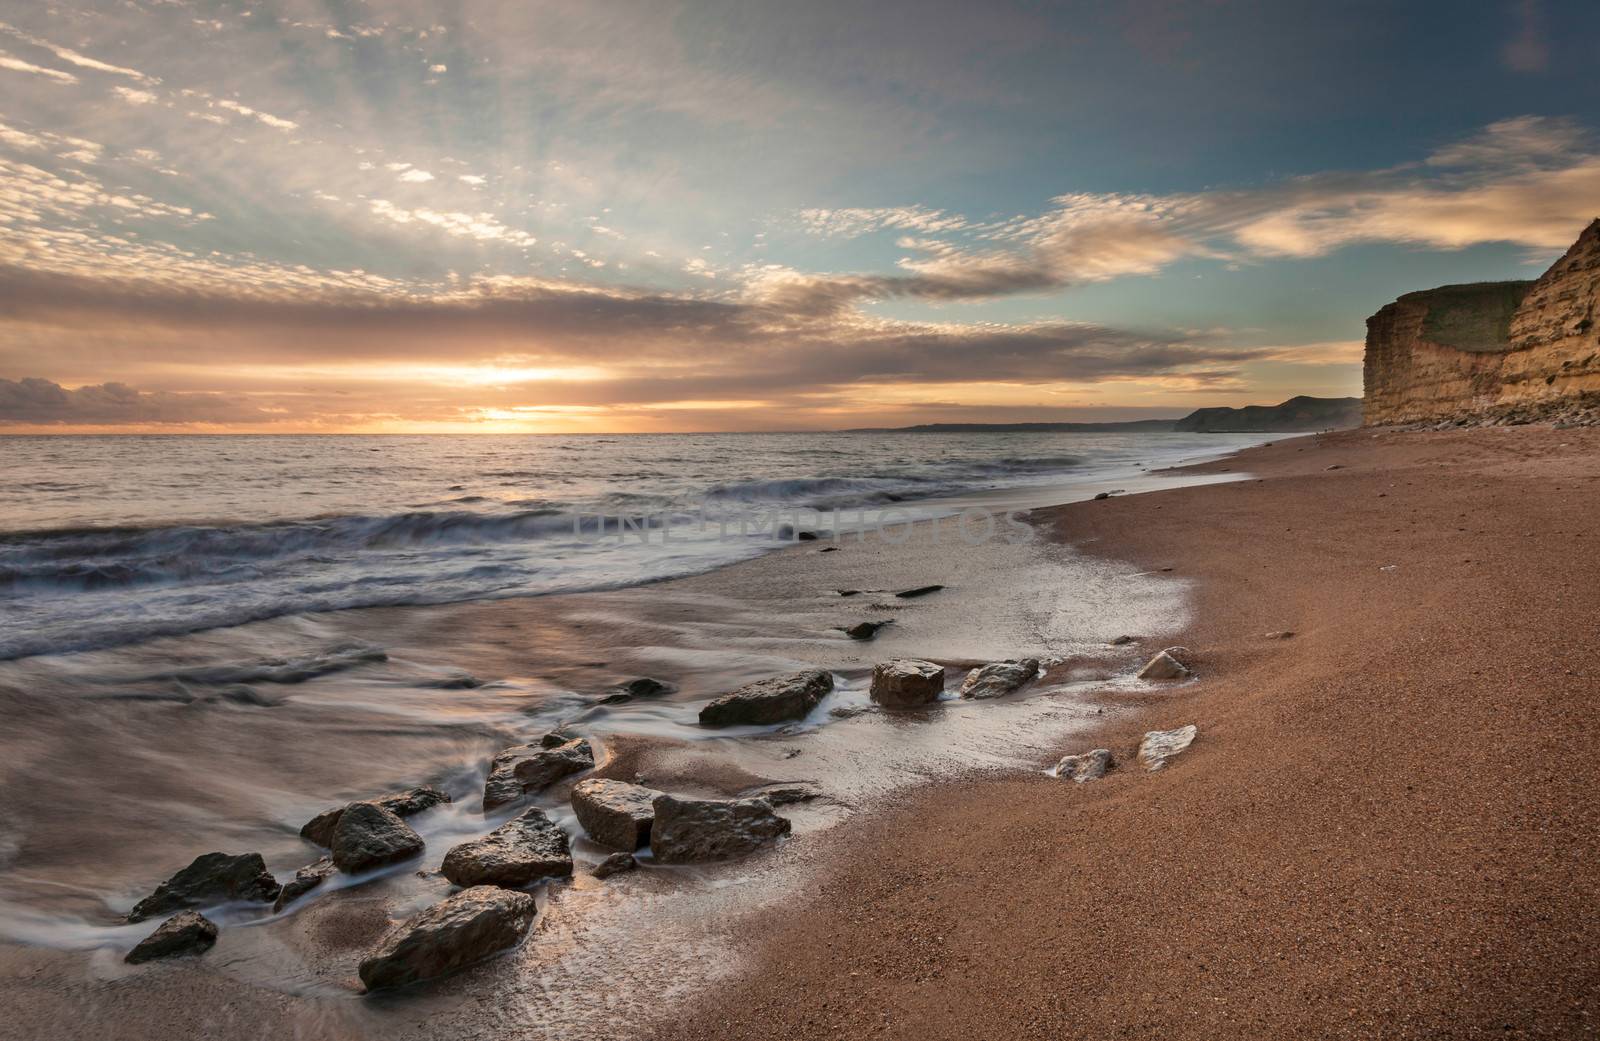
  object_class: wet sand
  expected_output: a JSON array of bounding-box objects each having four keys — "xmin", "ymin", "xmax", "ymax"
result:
[{"xmin": 652, "ymin": 425, "xmax": 1600, "ymax": 1041}]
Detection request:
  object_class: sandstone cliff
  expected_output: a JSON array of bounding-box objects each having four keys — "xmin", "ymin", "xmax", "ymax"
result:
[{"xmin": 1363, "ymin": 219, "xmax": 1600, "ymax": 426}]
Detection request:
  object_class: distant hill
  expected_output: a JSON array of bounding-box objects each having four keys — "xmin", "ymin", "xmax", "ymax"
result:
[
  {"xmin": 848, "ymin": 396, "xmax": 1362, "ymax": 434},
  {"xmin": 1172, "ymin": 395, "xmax": 1363, "ymax": 432}
]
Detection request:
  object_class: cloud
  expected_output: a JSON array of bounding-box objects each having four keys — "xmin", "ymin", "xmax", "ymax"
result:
[
  {"xmin": 213, "ymin": 98, "xmax": 298, "ymax": 131},
  {"xmin": 112, "ymin": 85, "xmax": 158, "ymax": 105},
  {"xmin": 398, "ymin": 168, "xmax": 435, "ymax": 183},
  {"xmin": 0, "ymin": 21, "xmax": 153, "ymax": 81},
  {"xmin": 0, "ymin": 53, "xmax": 79, "ymax": 84},
  {"xmin": 0, "ymin": 378, "xmax": 276, "ymax": 426}
]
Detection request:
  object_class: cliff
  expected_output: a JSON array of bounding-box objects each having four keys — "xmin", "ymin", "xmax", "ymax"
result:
[
  {"xmin": 1363, "ymin": 220, "xmax": 1600, "ymax": 426},
  {"xmin": 1173, "ymin": 395, "xmax": 1361, "ymax": 432}
]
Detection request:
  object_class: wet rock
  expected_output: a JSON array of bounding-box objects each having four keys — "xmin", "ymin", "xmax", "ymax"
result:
[
  {"xmin": 300, "ymin": 786, "xmax": 451, "ymax": 848},
  {"xmin": 1137, "ymin": 725, "xmax": 1197, "ymax": 771},
  {"xmin": 740, "ymin": 782, "xmax": 823, "ymax": 805},
  {"xmin": 959, "ymin": 659, "xmax": 1040, "ymax": 699},
  {"xmin": 539, "ymin": 730, "xmax": 577, "ymax": 749},
  {"xmin": 125, "ymin": 911, "xmax": 218, "ymax": 964},
  {"xmin": 1093, "ymin": 492, "xmax": 1111, "ymax": 500},
  {"xmin": 870, "ymin": 658, "xmax": 945, "ymax": 708},
  {"xmin": 894, "ymin": 584, "xmax": 944, "ymax": 599},
  {"xmin": 273, "ymin": 857, "xmax": 335, "ymax": 912},
  {"xmin": 358, "ymin": 885, "xmax": 537, "ymax": 992},
  {"xmin": 1055, "ymin": 748, "xmax": 1113, "ymax": 782},
  {"xmin": 650, "ymin": 794, "xmax": 791, "ymax": 863},
  {"xmin": 128, "ymin": 852, "xmax": 280, "ymax": 922},
  {"xmin": 797, "ymin": 530, "xmax": 819, "ymax": 542},
  {"xmin": 331, "ymin": 802, "xmax": 426, "ymax": 874},
  {"xmin": 843, "ymin": 620, "xmax": 890, "ymax": 641},
  {"xmin": 441, "ymin": 808, "xmax": 573, "ymax": 888},
  {"xmin": 571, "ymin": 778, "xmax": 660, "ymax": 851},
  {"xmin": 698, "ymin": 670, "xmax": 834, "ymax": 727},
  {"xmin": 1136, "ymin": 648, "xmax": 1192, "ymax": 681},
  {"xmin": 591, "ymin": 852, "xmax": 637, "ymax": 879},
  {"xmin": 482, "ymin": 738, "xmax": 595, "ymax": 811},
  {"xmin": 596, "ymin": 677, "xmax": 675, "ymax": 706}
]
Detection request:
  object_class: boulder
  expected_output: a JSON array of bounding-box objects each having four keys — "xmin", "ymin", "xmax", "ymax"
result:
[
  {"xmin": 843, "ymin": 620, "xmax": 890, "ymax": 641},
  {"xmin": 273, "ymin": 857, "xmax": 336, "ymax": 912},
  {"xmin": 1137, "ymin": 725, "xmax": 1198, "ymax": 771},
  {"xmin": 128, "ymin": 852, "xmax": 280, "ymax": 922},
  {"xmin": 649, "ymin": 794, "xmax": 791, "ymax": 863},
  {"xmin": 331, "ymin": 802, "xmax": 426, "ymax": 874},
  {"xmin": 959, "ymin": 659, "xmax": 1039, "ymax": 699},
  {"xmin": 300, "ymin": 786, "xmax": 450, "ymax": 847},
  {"xmin": 870, "ymin": 659, "xmax": 945, "ymax": 708},
  {"xmin": 125, "ymin": 911, "xmax": 218, "ymax": 964},
  {"xmin": 1136, "ymin": 648, "xmax": 1192, "ymax": 681},
  {"xmin": 591, "ymin": 852, "xmax": 637, "ymax": 879},
  {"xmin": 1055, "ymin": 748, "xmax": 1113, "ymax": 782},
  {"xmin": 571, "ymin": 778, "xmax": 660, "ymax": 851},
  {"xmin": 358, "ymin": 885, "xmax": 537, "ymax": 992},
  {"xmin": 698, "ymin": 670, "xmax": 834, "ymax": 727},
  {"xmin": 482, "ymin": 738, "xmax": 595, "ymax": 811},
  {"xmin": 441, "ymin": 808, "xmax": 572, "ymax": 888}
]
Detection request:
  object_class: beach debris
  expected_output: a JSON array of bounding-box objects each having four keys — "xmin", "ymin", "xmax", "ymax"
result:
[
  {"xmin": 273, "ymin": 857, "xmax": 335, "ymax": 912},
  {"xmin": 572, "ymin": 778, "xmax": 661, "ymax": 851},
  {"xmin": 592, "ymin": 852, "xmax": 637, "ymax": 879},
  {"xmin": 127, "ymin": 852, "xmax": 281, "ymax": 922},
  {"xmin": 358, "ymin": 885, "xmax": 537, "ymax": 993},
  {"xmin": 698, "ymin": 669, "xmax": 834, "ymax": 727},
  {"xmin": 894, "ymin": 584, "xmax": 945, "ymax": 598},
  {"xmin": 300, "ymin": 786, "xmax": 451, "ymax": 847},
  {"xmin": 959, "ymin": 659, "xmax": 1040, "ymax": 699},
  {"xmin": 332, "ymin": 802, "xmax": 426, "ymax": 874},
  {"xmin": 870, "ymin": 658, "xmax": 946, "ymax": 707},
  {"xmin": 740, "ymin": 781, "xmax": 823, "ymax": 805},
  {"xmin": 441, "ymin": 808, "xmax": 573, "ymax": 888},
  {"xmin": 596, "ymin": 677, "xmax": 675, "ymax": 705},
  {"xmin": 1055, "ymin": 748, "xmax": 1113, "ymax": 782},
  {"xmin": 482, "ymin": 738, "xmax": 595, "ymax": 811},
  {"xmin": 1136, "ymin": 648, "xmax": 1192, "ymax": 681},
  {"xmin": 1264, "ymin": 630, "xmax": 1297, "ymax": 640},
  {"xmin": 649, "ymin": 794, "xmax": 791, "ymax": 863},
  {"xmin": 843, "ymin": 620, "xmax": 891, "ymax": 641},
  {"xmin": 1110, "ymin": 635, "xmax": 1138, "ymax": 646},
  {"xmin": 1137, "ymin": 725, "xmax": 1198, "ymax": 771},
  {"xmin": 125, "ymin": 911, "xmax": 218, "ymax": 964}
]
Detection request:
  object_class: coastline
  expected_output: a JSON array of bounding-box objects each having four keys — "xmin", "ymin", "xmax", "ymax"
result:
[{"xmin": 650, "ymin": 424, "xmax": 1600, "ymax": 1040}]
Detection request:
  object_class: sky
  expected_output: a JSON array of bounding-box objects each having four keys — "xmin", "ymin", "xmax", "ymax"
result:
[{"xmin": 1, "ymin": 0, "xmax": 1598, "ymax": 433}]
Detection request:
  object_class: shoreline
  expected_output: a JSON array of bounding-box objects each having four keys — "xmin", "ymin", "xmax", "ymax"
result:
[{"xmin": 650, "ymin": 424, "xmax": 1600, "ymax": 1040}]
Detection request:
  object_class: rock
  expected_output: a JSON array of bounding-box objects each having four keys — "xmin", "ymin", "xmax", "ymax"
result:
[
  {"xmin": 959, "ymin": 659, "xmax": 1039, "ymax": 699},
  {"xmin": 125, "ymin": 911, "xmax": 218, "ymax": 964},
  {"xmin": 128, "ymin": 852, "xmax": 280, "ymax": 922},
  {"xmin": 843, "ymin": 620, "xmax": 890, "ymax": 641},
  {"xmin": 837, "ymin": 589, "xmax": 861, "ymax": 597},
  {"xmin": 591, "ymin": 852, "xmax": 637, "ymax": 879},
  {"xmin": 596, "ymin": 677, "xmax": 674, "ymax": 706},
  {"xmin": 358, "ymin": 885, "xmax": 537, "ymax": 992},
  {"xmin": 1109, "ymin": 635, "xmax": 1138, "ymax": 646},
  {"xmin": 273, "ymin": 857, "xmax": 335, "ymax": 911},
  {"xmin": 538, "ymin": 730, "xmax": 577, "ymax": 748},
  {"xmin": 571, "ymin": 778, "xmax": 660, "ymax": 851},
  {"xmin": 1264, "ymin": 630, "xmax": 1296, "ymax": 640},
  {"xmin": 1136, "ymin": 649, "xmax": 1191, "ymax": 681},
  {"xmin": 300, "ymin": 786, "xmax": 451, "ymax": 848},
  {"xmin": 482, "ymin": 738, "xmax": 595, "ymax": 811},
  {"xmin": 869, "ymin": 659, "xmax": 945, "ymax": 708},
  {"xmin": 331, "ymin": 802, "xmax": 426, "ymax": 874},
  {"xmin": 1137, "ymin": 725, "xmax": 1198, "ymax": 771},
  {"xmin": 797, "ymin": 530, "xmax": 819, "ymax": 541},
  {"xmin": 1093, "ymin": 491, "xmax": 1111, "ymax": 500},
  {"xmin": 650, "ymin": 794, "xmax": 791, "ymax": 863},
  {"xmin": 698, "ymin": 670, "xmax": 834, "ymax": 727},
  {"xmin": 740, "ymin": 782, "xmax": 823, "ymax": 806},
  {"xmin": 441, "ymin": 808, "xmax": 572, "ymax": 888},
  {"xmin": 819, "ymin": 546, "xmax": 840, "ymax": 553},
  {"xmin": 1055, "ymin": 748, "xmax": 1113, "ymax": 782},
  {"xmin": 894, "ymin": 584, "xmax": 944, "ymax": 599}
]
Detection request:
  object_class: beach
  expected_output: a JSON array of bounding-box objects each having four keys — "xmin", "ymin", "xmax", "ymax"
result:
[{"xmin": 2, "ymin": 425, "xmax": 1597, "ymax": 1040}]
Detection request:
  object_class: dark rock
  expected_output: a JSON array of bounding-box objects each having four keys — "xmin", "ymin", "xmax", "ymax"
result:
[
  {"xmin": 125, "ymin": 911, "xmax": 218, "ymax": 964},
  {"xmin": 837, "ymin": 589, "xmax": 861, "ymax": 597},
  {"xmin": 650, "ymin": 794, "xmax": 791, "ymax": 863},
  {"xmin": 441, "ymin": 808, "xmax": 572, "ymax": 888},
  {"xmin": 819, "ymin": 546, "xmax": 840, "ymax": 553},
  {"xmin": 482, "ymin": 739, "xmax": 594, "ymax": 811},
  {"xmin": 869, "ymin": 659, "xmax": 945, "ymax": 708},
  {"xmin": 959, "ymin": 659, "xmax": 1039, "ymax": 699},
  {"xmin": 591, "ymin": 852, "xmax": 637, "ymax": 879},
  {"xmin": 358, "ymin": 886, "xmax": 537, "ymax": 992},
  {"xmin": 1055, "ymin": 748, "xmax": 1113, "ymax": 782},
  {"xmin": 843, "ymin": 620, "xmax": 890, "ymax": 641},
  {"xmin": 300, "ymin": 786, "xmax": 451, "ymax": 848},
  {"xmin": 331, "ymin": 802, "xmax": 426, "ymax": 874},
  {"xmin": 571, "ymin": 778, "xmax": 660, "ymax": 851},
  {"xmin": 698, "ymin": 670, "xmax": 834, "ymax": 727},
  {"xmin": 894, "ymin": 584, "xmax": 944, "ymax": 599},
  {"xmin": 1093, "ymin": 492, "xmax": 1111, "ymax": 500},
  {"xmin": 597, "ymin": 677, "xmax": 674, "ymax": 706},
  {"xmin": 539, "ymin": 730, "xmax": 577, "ymax": 749},
  {"xmin": 128, "ymin": 852, "xmax": 280, "ymax": 922},
  {"xmin": 273, "ymin": 857, "xmax": 335, "ymax": 912},
  {"xmin": 1109, "ymin": 635, "xmax": 1138, "ymax": 646},
  {"xmin": 796, "ymin": 530, "xmax": 819, "ymax": 541}
]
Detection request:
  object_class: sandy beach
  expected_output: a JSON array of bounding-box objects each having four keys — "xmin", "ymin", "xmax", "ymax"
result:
[{"xmin": 652, "ymin": 424, "xmax": 1600, "ymax": 1041}]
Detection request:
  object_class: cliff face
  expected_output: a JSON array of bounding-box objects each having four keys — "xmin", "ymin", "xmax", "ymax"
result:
[
  {"xmin": 1363, "ymin": 219, "xmax": 1600, "ymax": 426},
  {"xmin": 1174, "ymin": 395, "xmax": 1361, "ymax": 432}
]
